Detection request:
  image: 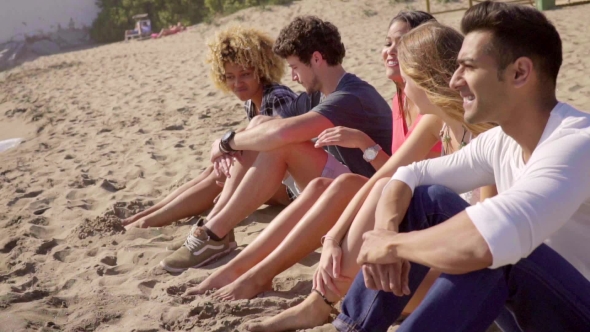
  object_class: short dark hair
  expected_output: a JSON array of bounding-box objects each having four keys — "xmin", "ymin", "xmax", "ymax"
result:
[
  {"xmin": 389, "ymin": 10, "xmax": 435, "ymax": 29},
  {"xmin": 461, "ymin": 1, "xmax": 562, "ymax": 86},
  {"xmin": 273, "ymin": 16, "xmax": 345, "ymax": 66}
]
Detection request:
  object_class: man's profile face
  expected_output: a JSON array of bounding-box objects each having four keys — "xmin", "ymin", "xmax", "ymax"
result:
[
  {"xmin": 286, "ymin": 55, "xmax": 320, "ymax": 94},
  {"xmin": 450, "ymin": 31, "xmax": 511, "ymax": 124}
]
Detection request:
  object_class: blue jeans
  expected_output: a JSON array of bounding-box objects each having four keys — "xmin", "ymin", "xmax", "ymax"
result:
[{"xmin": 334, "ymin": 185, "xmax": 590, "ymax": 332}]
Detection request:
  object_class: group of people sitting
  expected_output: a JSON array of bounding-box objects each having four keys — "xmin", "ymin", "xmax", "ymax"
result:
[{"xmin": 121, "ymin": 2, "xmax": 590, "ymax": 331}]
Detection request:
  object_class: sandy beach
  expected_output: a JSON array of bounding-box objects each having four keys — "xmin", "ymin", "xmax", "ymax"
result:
[{"xmin": 1, "ymin": 1, "xmax": 589, "ymax": 331}]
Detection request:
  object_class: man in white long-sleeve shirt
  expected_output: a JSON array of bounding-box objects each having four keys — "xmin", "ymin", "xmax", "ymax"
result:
[{"xmin": 332, "ymin": 2, "xmax": 590, "ymax": 332}]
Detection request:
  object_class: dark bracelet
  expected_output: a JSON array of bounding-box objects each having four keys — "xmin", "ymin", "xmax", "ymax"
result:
[
  {"xmin": 219, "ymin": 141, "xmax": 230, "ymax": 154},
  {"xmin": 220, "ymin": 139, "xmax": 235, "ymax": 153},
  {"xmin": 312, "ymin": 289, "xmax": 335, "ymax": 307}
]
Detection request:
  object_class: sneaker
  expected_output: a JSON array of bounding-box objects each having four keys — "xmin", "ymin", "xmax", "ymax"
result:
[
  {"xmin": 165, "ymin": 217, "xmax": 236, "ymax": 251},
  {"xmin": 160, "ymin": 226, "xmax": 236, "ymax": 272}
]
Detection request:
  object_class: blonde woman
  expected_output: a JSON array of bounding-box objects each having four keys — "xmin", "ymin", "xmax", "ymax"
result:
[
  {"xmin": 244, "ymin": 22, "xmax": 496, "ymax": 332},
  {"xmin": 123, "ymin": 26, "xmax": 297, "ymax": 229}
]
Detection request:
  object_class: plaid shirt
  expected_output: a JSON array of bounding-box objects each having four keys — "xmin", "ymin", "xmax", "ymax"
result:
[{"xmin": 244, "ymin": 84, "xmax": 297, "ymax": 120}]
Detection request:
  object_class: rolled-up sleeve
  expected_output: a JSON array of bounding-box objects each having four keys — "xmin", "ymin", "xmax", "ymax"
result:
[{"xmin": 466, "ymin": 132, "xmax": 590, "ymax": 268}]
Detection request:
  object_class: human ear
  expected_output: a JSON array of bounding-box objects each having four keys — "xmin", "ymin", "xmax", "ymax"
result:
[
  {"xmin": 312, "ymin": 51, "xmax": 323, "ymax": 64},
  {"xmin": 512, "ymin": 57, "xmax": 533, "ymax": 88}
]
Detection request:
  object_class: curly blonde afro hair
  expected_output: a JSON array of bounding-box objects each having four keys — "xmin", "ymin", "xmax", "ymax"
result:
[{"xmin": 206, "ymin": 26, "xmax": 286, "ymax": 93}]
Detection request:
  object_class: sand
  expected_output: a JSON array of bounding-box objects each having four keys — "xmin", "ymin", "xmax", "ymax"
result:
[{"xmin": 1, "ymin": 1, "xmax": 589, "ymax": 331}]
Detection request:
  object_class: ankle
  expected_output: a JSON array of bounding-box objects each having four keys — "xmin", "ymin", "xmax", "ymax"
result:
[
  {"xmin": 241, "ymin": 270, "xmax": 271, "ymax": 288},
  {"xmin": 202, "ymin": 226, "xmax": 223, "ymax": 241},
  {"xmin": 309, "ymin": 291, "xmax": 337, "ymax": 311}
]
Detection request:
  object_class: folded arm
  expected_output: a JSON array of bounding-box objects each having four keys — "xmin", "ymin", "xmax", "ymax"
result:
[
  {"xmin": 326, "ymin": 114, "xmax": 443, "ymax": 242},
  {"xmin": 375, "ymin": 131, "xmax": 590, "ymax": 273}
]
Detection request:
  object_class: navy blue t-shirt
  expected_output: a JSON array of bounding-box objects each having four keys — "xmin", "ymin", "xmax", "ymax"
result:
[{"xmin": 282, "ymin": 74, "xmax": 393, "ymax": 178}]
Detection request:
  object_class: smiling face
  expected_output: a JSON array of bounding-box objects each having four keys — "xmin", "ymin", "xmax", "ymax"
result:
[
  {"xmin": 223, "ymin": 63, "xmax": 262, "ymax": 102},
  {"xmin": 286, "ymin": 55, "xmax": 321, "ymax": 94},
  {"xmin": 382, "ymin": 20, "xmax": 411, "ymax": 84},
  {"xmin": 450, "ymin": 31, "xmax": 511, "ymax": 124}
]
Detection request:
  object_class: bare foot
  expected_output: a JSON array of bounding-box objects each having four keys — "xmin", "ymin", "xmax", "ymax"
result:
[
  {"xmin": 183, "ymin": 267, "xmax": 240, "ymax": 296},
  {"xmin": 212, "ymin": 272, "xmax": 273, "ymax": 301},
  {"xmin": 124, "ymin": 218, "xmax": 147, "ymax": 230},
  {"xmin": 245, "ymin": 292, "xmax": 332, "ymax": 331},
  {"xmin": 121, "ymin": 216, "xmax": 137, "ymax": 226}
]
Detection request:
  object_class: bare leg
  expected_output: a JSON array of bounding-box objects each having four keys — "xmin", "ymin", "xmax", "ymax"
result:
[
  {"xmin": 185, "ymin": 177, "xmax": 335, "ymax": 295},
  {"xmin": 122, "ymin": 165, "xmax": 217, "ymax": 226},
  {"xmin": 206, "ymin": 149, "xmax": 260, "ymax": 218},
  {"xmin": 125, "ymin": 169, "xmax": 223, "ymax": 229},
  {"xmin": 205, "ymin": 141, "xmax": 329, "ymax": 238},
  {"xmin": 246, "ymin": 177, "xmax": 389, "ymax": 332},
  {"xmin": 213, "ymin": 174, "xmax": 368, "ymax": 301}
]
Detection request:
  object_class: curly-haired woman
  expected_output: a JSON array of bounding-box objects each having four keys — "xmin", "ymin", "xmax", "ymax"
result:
[{"xmin": 123, "ymin": 26, "xmax": 298, "ymax": 230}]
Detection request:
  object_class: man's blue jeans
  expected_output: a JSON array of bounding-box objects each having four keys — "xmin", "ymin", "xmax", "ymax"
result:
[{"xmin": 334, "ymin": 185, "xmax": 590, "ymax": 332}]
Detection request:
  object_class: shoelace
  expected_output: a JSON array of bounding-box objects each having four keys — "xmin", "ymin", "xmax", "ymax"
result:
[{"xmin": 183, "ymin": 225, "xmax": 208, "ymax": 252}]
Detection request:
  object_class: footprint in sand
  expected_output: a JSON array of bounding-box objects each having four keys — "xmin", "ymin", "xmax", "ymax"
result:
[
  {"xmin": 7, "ymin": 189, "xmax": 44, "ymax": 207},
  {"xmin": 35, "ymin": 239, "xmax": 58, "ymax": 255},
  {"xmin": 163, "ymin": 124, "xmax": 184, "ymax": 131},
  {"xmin": 53, "ymin": 249, "xmax": 75, "ymax": 263},
  {"xmin": 0, "ymin": 262, "xmax": 36, "ymax": 282},
  {"xmin": 100, "ymin": 179, "xmax": 126, "ymax": 192},
  {"xmin": 29, "ymin": 197, "xmax": 55, "ymax": 216},
  {"xmin": 150, "ymin": 152, "xmax": 167, "ymax": 161},
  {"xmin": 99, "ymin": 255, "xmax": 117, "ymax": 266},
  {"xmin": 10, "ymin": 276, "xmax": 38, "ymax": 293},
  {"xmin": 45, "ymin": 296, "xmax": 68, "ymax": 308},
  {"xmin": 28, "ymin": 225, "xmax": 51, "ymax": 239},
  {"xmin": 138, "ymin": 280, "xmax": 159, "ymax": 296},
  {"xmin": 29, "ymin": 216, "xmax": 49, "ymax": 226},
  {"xmin": 69, "ymin": 174, "xmax": 96, "ymax": 188},
  {"xmin": 1, "ymin": 238, "xmax": 19, "ymax": 254}
]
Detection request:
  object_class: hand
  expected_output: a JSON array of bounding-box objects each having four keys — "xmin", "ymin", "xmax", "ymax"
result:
[
  {"xmin": 315, "ymin": 126, "xmax": 374, "ymax": 150},
  {"xmin": 210, "ymin": 139, "xmax": 224, "ymax": 163},
  {"xmin": 357, "ymin": 229, "xmax": 399, "ymax": 265},
  {"xmin": 212, "ymin": 154, "xmax": 236, "ymax": 178},
  {"xmin": 362, "ymin": 262, "xmax": 411, "ymax": 296},
  {"xmin": 313, "ymin": 238, "xmax": 350, "ymax": 297}
]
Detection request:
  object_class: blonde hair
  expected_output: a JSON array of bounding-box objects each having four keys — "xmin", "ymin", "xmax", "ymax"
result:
[
  {"xmin": 206, "ymin": 26, "xmax": 286, "ymax": 93},
  {"xmin": 397, "ymin": 22, "xmax": 494, "ymax": 135}
]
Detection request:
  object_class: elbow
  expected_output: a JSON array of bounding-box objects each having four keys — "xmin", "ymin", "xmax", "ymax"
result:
[{"xmin": 450, "ymin": 243, "xmax": 494, "ymax": 275}]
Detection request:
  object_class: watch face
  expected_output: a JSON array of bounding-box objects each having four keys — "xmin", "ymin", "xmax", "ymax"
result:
[
  {"xmin": 222, "ymin": 131, "xmax": 233, "ymax": 142},
  {"xmin": 366, "ymin": 149, "xmax": 377, "ymax": 159}
]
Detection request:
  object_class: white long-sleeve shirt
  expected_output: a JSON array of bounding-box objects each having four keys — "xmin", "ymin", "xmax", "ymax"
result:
[{"xmin": 389, "ymin": 103, "xmax": 590, "ymax": 280}]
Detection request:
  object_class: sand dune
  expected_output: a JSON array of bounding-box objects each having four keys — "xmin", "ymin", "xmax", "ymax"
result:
[{"xmin": 1, "ymin": 1, "xmax": 589, "ymax": 331}]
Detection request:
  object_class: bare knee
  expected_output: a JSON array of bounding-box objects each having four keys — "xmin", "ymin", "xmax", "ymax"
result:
[
  {"xmin": 331, "ymin": 173, "xmax": 368, "ymax": 190},
  {"xmin": 305, "ymin": 177, "xmax": 334, "ymax": 195},
  {"xmin": 373, "ymin": 177, "xmax": 392, "ymax": 193}
]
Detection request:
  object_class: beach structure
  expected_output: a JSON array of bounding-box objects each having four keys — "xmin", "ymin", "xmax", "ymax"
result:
[{"xmin": 124, "ymin": 14, "xmax": 152, "ymax": 41}]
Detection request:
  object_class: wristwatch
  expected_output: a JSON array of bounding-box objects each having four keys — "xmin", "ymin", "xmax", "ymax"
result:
[
  {"xmin": 220, "ymin": 130, "xmax": 236, "ymax": 153},
  {"xmin": 363, "ymin": 144, "xmax": 382, "ymax": 162}
]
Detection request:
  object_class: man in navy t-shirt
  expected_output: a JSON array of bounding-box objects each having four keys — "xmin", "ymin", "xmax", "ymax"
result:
[{"xmin": 161, "ymin": 16, "xmax": 393, "ymax": 272}]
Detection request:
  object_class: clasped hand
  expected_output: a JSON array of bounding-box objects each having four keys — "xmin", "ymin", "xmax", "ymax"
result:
[
  {"xmin": 357, "ymin": 229, "xmax": 411, "ymax": 296},
  {"xmin": 210, "ymin": 139, "xmax": 241, "ymax": 178}
]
